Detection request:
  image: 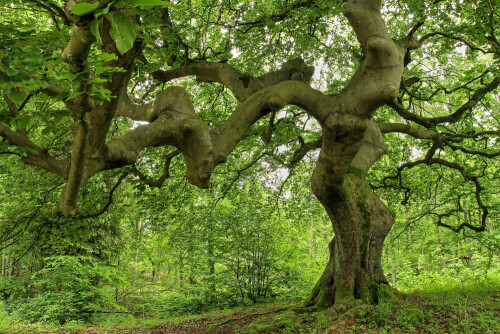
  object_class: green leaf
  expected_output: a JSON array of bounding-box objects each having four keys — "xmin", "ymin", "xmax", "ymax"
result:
[
  {"xmin": 98, "ymin": 52, "xmax": 118, "ymax": 62},
  {"xmin": 128, "ymin": 0, "xmax": 173, "ymax": 7},
  {"xmin": 71, "ymin": 2, "xmax": 100, "ymax": 16},
  {"xmin": 90, "ymin": 20, "xmax": 102, "ymax": 45},
  {"xmin": 41, "ymin": 126, "xmax": 52, "ymax": 135},
  {"xmin": 94, "ymin": 2, "xmax": 113, "ymax": 18},
  {"xmin": 7, "ymin": 87, "xmax": 27, "ymax": 104},
  {"xmin": 5, "ymin": 67, "xmax": 18, "ymax": 76},
  {"xmin": 105, "ymin": 13, "xmax": 136, "ymax": 55},
  {"xmin": 16, "ymin": 115, "xmax": 30, "ymax": 129}
]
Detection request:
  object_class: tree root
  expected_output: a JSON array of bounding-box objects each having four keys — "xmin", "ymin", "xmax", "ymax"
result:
[{"xmin": 205, "ymin": 306, "xmax": 290, "ymax": 331}]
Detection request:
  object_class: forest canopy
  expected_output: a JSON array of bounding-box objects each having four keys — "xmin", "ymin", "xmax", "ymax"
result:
[{"xmin": 0, "ymin": 0, "xmax": 499, "ymax": 328}]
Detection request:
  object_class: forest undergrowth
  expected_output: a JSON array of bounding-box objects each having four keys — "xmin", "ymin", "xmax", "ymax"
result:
[{"xmin": 1, "ymin": 271, "xmax": 498, "ymax": 334}]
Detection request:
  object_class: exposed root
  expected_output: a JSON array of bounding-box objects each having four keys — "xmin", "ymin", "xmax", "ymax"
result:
[
  {"xmin": 205, "ymin": 306, "xmax": 290, "ymax": 331},
  {"xmin": 239, "ymin": 288, "xmax": 419, "ymax": 333}
]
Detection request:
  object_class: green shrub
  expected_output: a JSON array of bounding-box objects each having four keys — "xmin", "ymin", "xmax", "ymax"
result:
[{"xmin": 1, "ymin": 255, "xmax": 126, "ymax": 324}]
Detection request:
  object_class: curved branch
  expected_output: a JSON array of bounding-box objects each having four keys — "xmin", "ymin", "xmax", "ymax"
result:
[
  {"xmin": 27, "ymin": 0, "xmax": 70, "ymax": 27},
  {"xmin": 429, "ymin": 77, "xmax": 500, "ymax": 125},
  {"xmin": 386, "ymin": 100, "xmax": 433, "ymax": 128},
  {"xmin": 379, "ymin": 122, "xmax": 438, "ymax": 140},
  {"xmin": 289, "ymin": 136, "xmax": 322, "ymax": 168},
  {"xmin": 107, "ymin": 87, "xmax": 213, "ymax": 189},
  {"xmin": 82, "ymin": 172, "xmax": 130, "ymax": 219},
  {"xmin": 387, "ymin": 157, "xmax": 488, "ymax": 233},
  {"xmin": 418, "ymin": 32, "xmax": 491, "ymax": 54},
  {"xmin": 211, "ymin": 80, "xmax": 327, "ymax": 164},
  {"xmin": 0, "ymin": 123, "xmax": 66, "ymax": 177},
  {"xmin": 132, "ymin": 149, "xmax": 181, "ymax": 188},
  {"xmin": 152, "ymin": 58, "xmax": 314, "ymax": 104},
  {"xmin": 388, "ymin": 76, "xmax": 500, "ymax": 127},
  {"xmin": 446, "ymin": 142, "xmax": 500, "ymax": 158}
]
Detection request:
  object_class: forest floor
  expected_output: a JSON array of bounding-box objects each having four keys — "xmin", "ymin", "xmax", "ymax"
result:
[{"xmin": 5, "ymin": 289, "xmax": 500, "ymax": 334}]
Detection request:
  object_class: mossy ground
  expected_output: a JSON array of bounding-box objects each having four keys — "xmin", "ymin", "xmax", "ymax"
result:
[{"xmin": 1, "ymin": 288, "xmax": 498, "ymax": 333}]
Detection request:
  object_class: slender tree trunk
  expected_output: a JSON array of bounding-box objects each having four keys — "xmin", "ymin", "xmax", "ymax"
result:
[
  {"xmin": 305, "ymin": 173, "xmax": 394, "ymax": 308},
  {"xmin": 133, "ymin": 218, "xmax": 142, "ymax": 284},
  {"xmin": 179, "ymin": 251, "xmax": 184, "ymax": 286},
  {"xmin": 389, "ymin": 254, "xmax": 397, "ymax": 286},
  {"xmin": 436, "ymin": 225, "xmax": 447, "ymax": 270},
  {"xmin": 308, "ymin": 213, "xmax": 314, "ymax": 268},
  {"xmin": 207, "ymin": 233, "xmax": 215, "ymax": 275},
  {"xmin": 407, "ymin": 209, "xmax": 412, "ymax": 250},
  {"xmin": 151, "ymin": 259, "xmax": 156, "ymax": 283},
  {"xmin": 465, "ymin": 211, "xmax": 473, "ymax": 264},
  {"xmin": 2, "ymin": 255, "xmax": 11, "ymax": 277}
]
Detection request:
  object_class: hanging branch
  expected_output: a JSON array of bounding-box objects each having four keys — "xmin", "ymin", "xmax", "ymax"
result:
[
  {"xmin": 132, "ymin": 149, "xmax": 181, "ymax": 188},
  {"xmin": 288, "ymin": 136, "xmax": 322, "ymax": 168},
  {"xmin": 82, "ymin": 172, "xmax": 131, "ymax": 219},
  {"xmin": 381, "ymin": 155, "xmax": 488, "ymax": 233}
]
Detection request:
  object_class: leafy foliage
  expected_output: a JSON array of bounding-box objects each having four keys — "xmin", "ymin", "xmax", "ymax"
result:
[{"xmin": 1, "ymin": 255, "xmax": 124, "ymax": 323}]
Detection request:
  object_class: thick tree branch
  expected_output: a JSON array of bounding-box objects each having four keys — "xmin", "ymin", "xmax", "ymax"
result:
[
  {"xmin": 58, "ymin": 114, "xmax": 89, "ymax": 216},
  {"xmin": 386, "ymin": 100, "xmax": 433, "ymax": 128},
  {"xmin": 107, "ymin": 87, "xmax": 213, "ymax": 188},
  {"xmin": 2, "ymin": 93, "xmax": 20, "ymax": 117},
  {"xmin": 211, "ymin": 80, "xmax": 327, "ymax": 164},
  {"xmin": 159, "ymin": 4, "xmax": 188, "ymax": 66},
  {"xmin": 0, "ymin": 123, "xmax": 66, "ymax": 177},
  {"xmin": 350, "ymin": 120, "xmax": 388, "ymax": 174},
  {"xmin": 379, "ymin": 123, "xmax": 438, "ymax": 140},
  {"xmin": 152, "ymin": 58, "xmax": 314, "ymax": 104},
  {"xmin": 342, "ymin": 0, "xmax": 405, "ymax": 116}
]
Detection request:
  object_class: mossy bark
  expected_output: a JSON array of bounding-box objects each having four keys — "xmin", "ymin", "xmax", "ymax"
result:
[{"xmin": 305, "ymin": 172, "xmax": 394, "ymax": 309}]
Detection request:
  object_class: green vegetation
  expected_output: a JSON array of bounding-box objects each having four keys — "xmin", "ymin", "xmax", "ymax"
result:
[{"xmin": 1, "ymin": 0, "xmax": 499, "ymax": 333}]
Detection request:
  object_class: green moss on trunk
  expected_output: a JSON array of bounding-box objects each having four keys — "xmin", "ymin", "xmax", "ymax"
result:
[{"xmin": 347, "ymin": 165, "xmax": 366, "ymax": 181}]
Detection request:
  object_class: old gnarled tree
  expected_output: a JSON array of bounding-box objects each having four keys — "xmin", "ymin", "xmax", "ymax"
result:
[{"xmin": 1, "ymin": 0, "xmax": 498, "ymax": 310}]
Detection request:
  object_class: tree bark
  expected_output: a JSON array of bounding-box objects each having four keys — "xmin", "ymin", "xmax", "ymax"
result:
[
  {"xmin": 305, "ymin": 171, "xmax": 394, "ymax": 308},
  {"xmin": 299, "ymin": 0, "xmax": 406, "ymax": 309}
]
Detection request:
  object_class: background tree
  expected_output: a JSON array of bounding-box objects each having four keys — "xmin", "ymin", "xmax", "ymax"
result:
[{"xmin": 1, "ymin": 0, "xmax": 499, "ymax": 312}]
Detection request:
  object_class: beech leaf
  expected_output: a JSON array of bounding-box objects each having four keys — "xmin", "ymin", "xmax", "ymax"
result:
[
  {"xmin": 90, "ymin": 20, "xmax": 102, "ymax": 45},
  {"xmin": 105, "ymin": 13, "xmax": 136, "ymax": 55},
  {"xmin": 71, "ymin": 2, "xmax": 100, "ymax": 16},
  {"xmin": 7, "ymin": 87, "xmax": 27, "ymax": 105}
]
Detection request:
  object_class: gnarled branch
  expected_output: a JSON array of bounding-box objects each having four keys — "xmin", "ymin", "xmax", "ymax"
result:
[{"xmin": 152, "ymin": 58, "xmax": 314, "ymax": 104}]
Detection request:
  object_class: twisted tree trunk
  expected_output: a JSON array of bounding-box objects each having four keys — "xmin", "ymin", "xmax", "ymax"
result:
[{"xmin": 306, "ymin": 171, "xmax": 394, "ymax": 308}]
